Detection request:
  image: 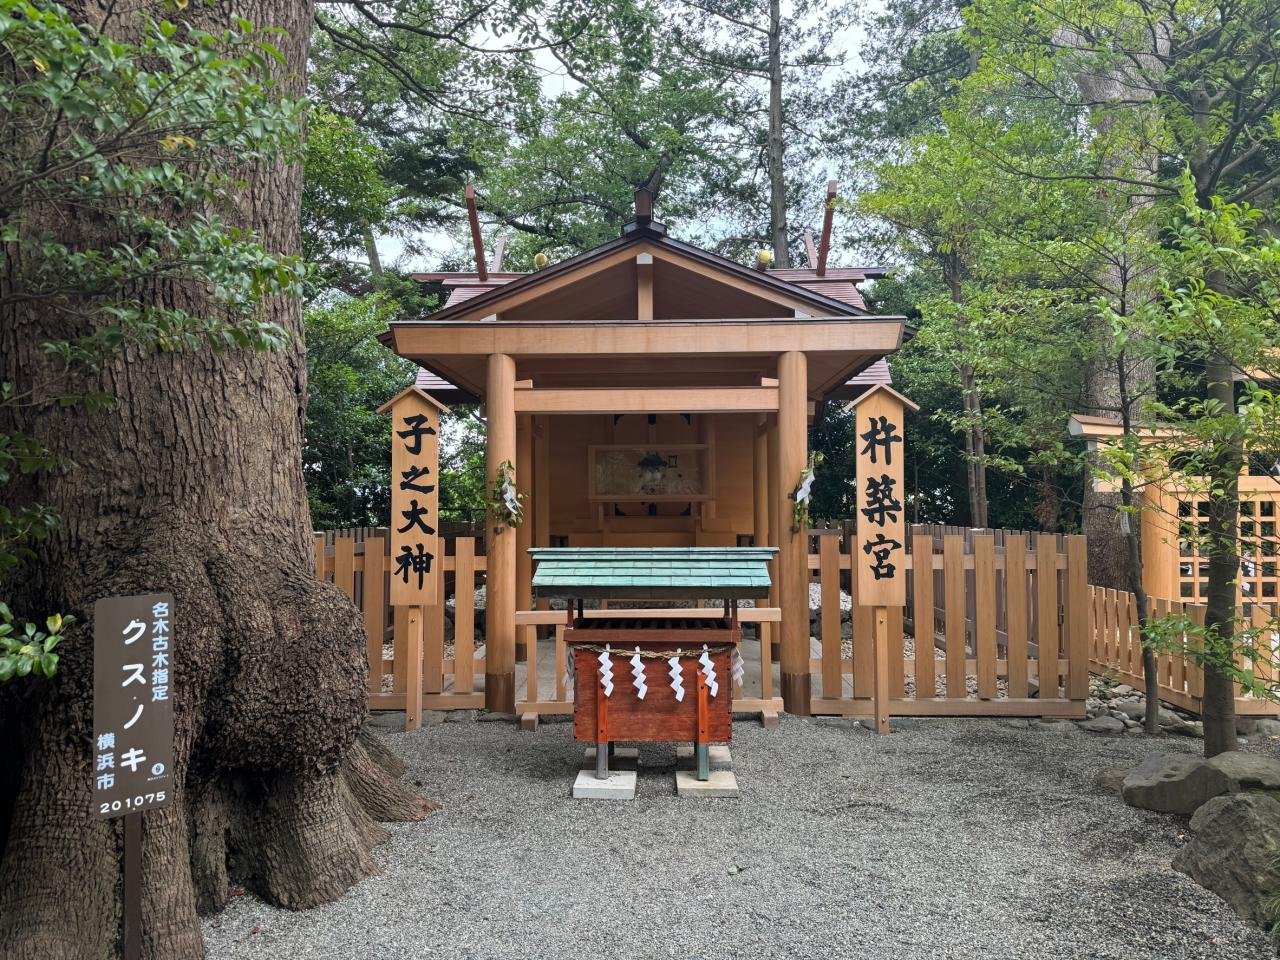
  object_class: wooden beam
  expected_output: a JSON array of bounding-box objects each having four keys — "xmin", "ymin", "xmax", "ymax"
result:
[
  {"xmin": 803, "ymin": 228, "xmax": 818, "ymax": 268},
  {"xmin": 465, "ymin": 185, "xmax": 487, "ymax": 282},
  {"xmin": 816, "ymin": 180, "xmax": 836, "ymax": 277},
  {"xmin": 513, "ymin": 385, "xmax": 779, "ymax": 414},
  {"xmin": 491, "ymin": 234, "xmax": 507, "ymax": 273},
  {"xmin": 636, "ymin": 253, "xmax": 654, "ymax": 322},
  {"xmin": 391, "ymin": 319, "xmax": 904, "ymax": 360}
]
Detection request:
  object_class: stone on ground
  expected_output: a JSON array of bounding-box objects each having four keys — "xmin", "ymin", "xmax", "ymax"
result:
[
  {"xmin": 572, "ymin": 768, "xmax": 636, "ymax": 799},
  {"xmin": 1174, "ymin": 792, "xmax": 1280, "ymax": 925},
  {"xmin": 675, "ymin": 769, "xmax": 739, "ymax": 798},
  {"xmin": 1121, "ymin": 753, "xmax": 1231, "ymax": 815},
  {"xmin": 1206, "ymin": 750, "xmax": 1280, "ymax": 793},
  {"xmin": 1079, "ymin": 715, "xmax": 1126, "ymax": 734},
  {"xmin": 1094, "ymin": 767, "xmax": 1128, "ymax": 795}
]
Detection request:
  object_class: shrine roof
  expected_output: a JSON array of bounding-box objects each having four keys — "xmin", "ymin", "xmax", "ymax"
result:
[{"xmin": 530, "ymin": 547, "xmax": 777, "ymax": 600}]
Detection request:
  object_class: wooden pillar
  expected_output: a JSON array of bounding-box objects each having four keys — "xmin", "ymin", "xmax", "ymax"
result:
[
  {"xmin": 766, "ymin": 413, "xmax": 781, "ymax": 651},
  {"xmin": 1140, "ymin": 483, "xmax": 1177, "ymax": 601},
  {"xmin": 486, "ymin": 353, "xmax": 517, "ymax": 713},
  {"xmin": 754, "ymin": 414, "xmax": 774, "ymax": 687},
  {"xmin": 516, "ymin": 413, "xmax": 534, "ymax": 659},
  {"xmin": 777, "ymin": 351, "xmax": 810, "ymax": 714},
  {"xmin": 533, "ymin": 416, "xmax": 551, "ymax": 612},
  {"xmin": 753, "ymin": 414, "xmax": 769, "ymax": 548}
]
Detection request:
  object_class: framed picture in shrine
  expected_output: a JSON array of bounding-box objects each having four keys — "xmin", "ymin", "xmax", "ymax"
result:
[
  {"xmin": 853, "ymin": 385, "xmax": 919, "ymax": 607},
  {"xmin": 378, "ymin": 386, "xmax": 449, "ymax": 606},
  {"xmin": 586, "ymin": 444, "xmax": 714, "ymax": 502}
]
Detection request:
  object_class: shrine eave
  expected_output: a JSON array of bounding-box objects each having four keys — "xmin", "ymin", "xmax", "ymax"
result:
[{"xmin": 380, "ymin": 316, "xmax": 908, "ymax": 401}]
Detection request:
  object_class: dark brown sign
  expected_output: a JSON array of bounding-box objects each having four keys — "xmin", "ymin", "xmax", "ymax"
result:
[{"xmin": 93, "ymin": 594, "xmax": 174, "ymax": 819}]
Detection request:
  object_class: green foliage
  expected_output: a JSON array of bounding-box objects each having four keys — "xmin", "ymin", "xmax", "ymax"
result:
[
  {"xmin": 303, "ymin": 294, "xmax": 414, "ymax": 528},
  {"xmin": 302, "ymin": 105, "xmax": 394, "ymax": 271},
  {"xmin": 0, "ymin": 604, "xmax": 70, "ymax": 682},
  {"xmin": 439, "ymin": 410, "xmax": 487, "ymax": 523},
  {"xmin": 0, "ymin": 2, "xmax": 303, "ymax": 680}
]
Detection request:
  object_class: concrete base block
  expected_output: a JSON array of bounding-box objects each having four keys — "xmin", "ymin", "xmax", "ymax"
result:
[
  {"xmin": 675, "ymin": 769, "xmax": 739, "ymax": 798},
  {"xmin": 675, "ymin": 743, "xmax": 732, "ymax": 771},
  {"xmin": 581, "ymin": 746, "xmax": 639, "ymax": 769},
  {"xmin": 572, "ymin": 768, "xmax": 636, "ymax": 800}
]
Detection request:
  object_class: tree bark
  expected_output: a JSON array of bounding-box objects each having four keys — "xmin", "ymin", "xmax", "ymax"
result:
[
  {"xmin": 766, "ymin": 0, "xmax": 790, "ymax": 267},
  {"xmin": 0, "ymin": 4, "xmax": 432, "ymax": 959}
]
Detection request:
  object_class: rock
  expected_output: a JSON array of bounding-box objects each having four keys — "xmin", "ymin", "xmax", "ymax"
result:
[
  {"xmin": 1174, "ymin": 792, "xmax": 1280, "ymax": 924},
  {"xmin": 1122, "ymin": 753, "xmax": 1231, "ymax": 815},
  {"xmin": 1095, "ymin": 767, "xmax": 1128, "ymax": 794},
  {"xmin": 1112, "ymin": 684, "xmax": 1135, "ymax": 697},
  {"xmin": 1079, "ymin": 715, "xmax": 1126, "ymax": 734},
  {"xmin": 1169, "ymin": 720, "xmax": 1204, "ymax": 738},
  {"xmin": 1115, "ymin": 700, "xmax": 1146, "ymax": 721},
  {"xmin": 1036, "ymin": 720, "xmax": 1082, "ymax": 736},
  {"xmin": 1157, "ymin": 707, "xmax": 1183, "ymax": 727},
  {"xmin": 1207, "ymin": 751, "xmax": 1280, "ymax": 793},
  {"xmin": 1122, "ymin": 717, "xmax": 1141, "ymax": 730},
  {"xmin": 1252, "ymin": 718, "xmax": 1280, "ymax": 737}
]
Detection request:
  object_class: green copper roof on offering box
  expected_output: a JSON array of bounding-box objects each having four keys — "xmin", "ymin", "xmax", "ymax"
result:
[{"xmin": 529, "ymin": 547, "xmax": 777, "ymax": 599}]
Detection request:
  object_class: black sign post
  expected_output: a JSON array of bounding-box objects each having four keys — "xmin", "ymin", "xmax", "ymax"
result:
[{"xmin": 94, "ymin": 593, "xmax": 175, "ymax": 960}]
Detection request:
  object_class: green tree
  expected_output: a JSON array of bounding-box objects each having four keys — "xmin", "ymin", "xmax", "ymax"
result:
[
  {"xmin": 304, "ymin": 294, "xmax": 414, "ymax": 528},
  {"xmin": 965, "ymin": 0, "xmax": 1280, "ymax": 755},
  {"xmin": 0, "ymin": 5, "xmax": 426, "ymax": 955},
  {"xmin": 302, "ymin": 106, "xmax": 395, "ymax": 276}
]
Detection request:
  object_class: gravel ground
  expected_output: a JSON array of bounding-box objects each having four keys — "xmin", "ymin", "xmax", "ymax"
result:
[{"xmin": 203, "ymin": 717, "xmax": 1274, "ymax": 960}]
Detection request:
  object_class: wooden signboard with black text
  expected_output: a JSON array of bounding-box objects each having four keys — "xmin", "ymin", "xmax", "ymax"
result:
[
  {"xmin": 379, "ymin": 387, "xmax": 448, "ymax": 607},
  {"xmin": 853, "ymin": 386, "xmax": 918, "ymax": 607}
]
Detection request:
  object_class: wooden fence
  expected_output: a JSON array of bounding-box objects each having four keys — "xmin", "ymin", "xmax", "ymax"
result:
[
  {"xmin": 807, "ymin": 530, "xmax": 1088, "ymax": 718},
  {"xmin": 1089, "ymin": 588, "xmax": 1280, "ymax": 717},
  {"xmin": 314, "ymin": 529, "xmax": 486, "ymax": 711},
  {"xmin": 316, "ymin": 527, "xmax": 1091, "ymax": 722}
]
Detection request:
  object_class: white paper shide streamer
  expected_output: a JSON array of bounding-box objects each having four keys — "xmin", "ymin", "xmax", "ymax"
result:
[
  {"xmin": 698, "ymin": 644, "xmax": 719, "ymax": 698},
  {"xmin": 597, "ymin": 645, "xmax": 614, "ymax": 697},
  {"xmin": 668, "ymin": 656, "xmax": 685, "ymax": 701},
  {"xmin": 630, "ymin": 647, "xmax": 648, "ymax": 699},
  {"xmin": 730, "ymin": 647, "xmax": 745, "ymax": 689},
  {"xmin": 501, "ymin": 475, "xmax": 523, "ymax": 525}
]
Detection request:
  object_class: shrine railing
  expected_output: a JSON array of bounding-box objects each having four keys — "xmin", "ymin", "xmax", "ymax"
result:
[
  {"xmin": 316, "ymin": 527, "xmax": 1098, "ymax": 722},
  {"xmin": 807, "ymin": 529, "xmax": 1090, "ymax": 718},
  {"xmin": 1089, "ymin": 589, "xmax": 1279, "ymax": 717}
]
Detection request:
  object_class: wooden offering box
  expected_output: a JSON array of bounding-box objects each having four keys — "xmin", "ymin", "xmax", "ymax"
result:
[
  {"xmin": 568, "ymin": 617, "xmax": 739, "ymax": 744},
  {"xmin": 530, "ymin": 547, "xmax": 776, "ymax": 781}
]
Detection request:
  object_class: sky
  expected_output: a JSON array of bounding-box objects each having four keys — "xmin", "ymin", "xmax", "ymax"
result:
[{"xmin": 374, "ymin": 3, "xmax": 877, "ymax": 273}]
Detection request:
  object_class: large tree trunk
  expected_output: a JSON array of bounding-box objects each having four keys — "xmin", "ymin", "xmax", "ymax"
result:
[
  {"xmin": 766, "ymin": 0, "xmax": 790, "ymax": 267},
  {"xmin": 0, "ymin": 4, "xmax": 431, "ymax": 959}
]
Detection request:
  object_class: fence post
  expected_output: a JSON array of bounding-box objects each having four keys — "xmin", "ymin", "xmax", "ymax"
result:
[{"xmin": 1066, "ymin": 535, "xmax": 1089, "ymax": 701}]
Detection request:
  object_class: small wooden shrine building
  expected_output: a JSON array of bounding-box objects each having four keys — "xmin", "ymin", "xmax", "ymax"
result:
[{"xmin": 379, "ymin": 190, "xmax": 908, "ymax": 716}]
